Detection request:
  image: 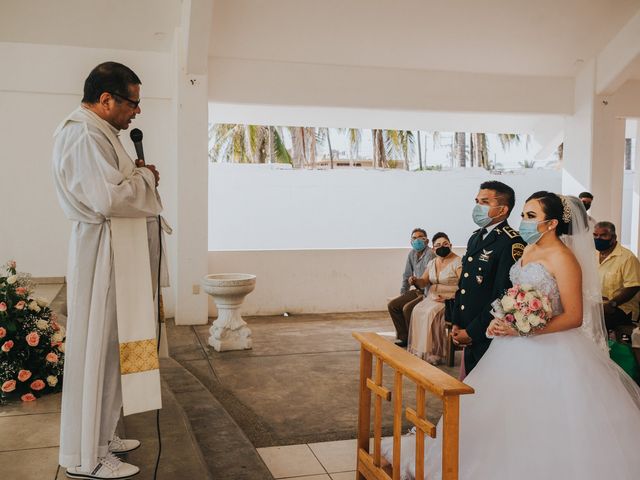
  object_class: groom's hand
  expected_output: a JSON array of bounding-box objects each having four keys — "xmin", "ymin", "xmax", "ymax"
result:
[{"xmin": 452, "ymin": 328, "xmax": 472, "ymax": 346}]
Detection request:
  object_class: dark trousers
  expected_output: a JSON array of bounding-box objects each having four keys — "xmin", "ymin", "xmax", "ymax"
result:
[
  {"xmin": 605, "ymin": 307, "xmax": 633, "ymax": 331},
  {"xmin": 463, "ymin": 341, "xmax": 491, "ymax": 375},
  {"xmin": 387, "ymin": 290, "xmax": 423, "ymax": 342}
]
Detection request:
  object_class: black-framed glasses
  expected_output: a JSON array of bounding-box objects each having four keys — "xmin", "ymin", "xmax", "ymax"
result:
[{"xmin": 109, "ymin": 92, "xmax": 141, "ymax": 109}]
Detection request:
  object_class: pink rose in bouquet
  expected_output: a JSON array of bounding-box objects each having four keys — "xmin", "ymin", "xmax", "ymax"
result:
[
  {"xmin": 0, "ymin": 327, "xmax": 6, "ymax": 339},
  {"xmin": 18, "ymin": 370, "xmax": 32, "ymax": 382},
  {"xmin": 491, "ymin": 284, "xmax": 553, "ymax": 336},
  {"xmin": 1, "ymin": 380, "xmax": 16, "ymax": 393},
  {"xmin": 21, "ymin": 393, "xmax": 36, "ymax": 402},
  {"xmin": 46, "ymin": 352, "xmax": 59, "ymax": 363},
  {"xmin": 0, "ymin": 302, "xmax": 6, "ymax": 312},
  {"xmin": 1, "ymin": 340, "xmax": 14, "ymax": 352},
  {"xmin": 30, "ymin": 379, "xmax": 45, "ymax": 391},
  {"xmin": 26, "ymin": 332, "xmax": 40, "ymax": 347}
]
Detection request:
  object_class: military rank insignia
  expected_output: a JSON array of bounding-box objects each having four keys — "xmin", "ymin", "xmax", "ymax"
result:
[
  {"xmin": 512, "ymin": 242, "xmax": 525, "ymax": 261},
  {"xmin": 479, "ymin": 249, "xmax": 493, "ymax": 262}
]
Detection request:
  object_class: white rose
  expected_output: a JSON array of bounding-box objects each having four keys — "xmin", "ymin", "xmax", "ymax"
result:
[
  {"xmin": 514, "ymin": 310, "xmax": 525, "ymax": 322},
  {"xmin": 523, "ymin": 292, "xmax": 534, "ymax": 303},
  {"xmin": 542, "ymin": 297, "xmax": 552, "ymax": 312},
  {"xmin": 36, "ymin": 297, "xmax": 49, "ymax": 308},
  {"xmin": 520, "ymin": 284, "xmax": 532, "ymax": 291},
  {"xmin": 52, "ymin": 332, "xmax": 64, "ymax": 344},
  {"xmin": 29, "ymin": 300, "xmax": 41, "ymax": 312},
  {"xmin": 501, "ymin": 296, "xmax": 516, "ymax": 311},
  {"xmin": 36, "ymin": 319, "xmax": 49, "ymax": 330},
  {"xmin": 7, "ymin": 275, "xmax": 17, "ymax": 285},
  {"xmin": 528, "ymin": 314, "xmax": 542, "ymax": 327},
  {"xmin": 46, "ymin": 375, "xmax": 58, "ymax": 387},
  {"xmin": 516, "ymin": 319, "xmax": 531, "ymax": 333}
]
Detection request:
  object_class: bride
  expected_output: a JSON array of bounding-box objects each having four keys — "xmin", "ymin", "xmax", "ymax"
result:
[{"xmin": 381, "ymin": 192, "xmax": 640, "ymax": 479}]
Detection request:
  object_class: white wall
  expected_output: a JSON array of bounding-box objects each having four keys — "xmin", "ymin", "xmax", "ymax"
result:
[{"xmin": 209, "ymin": 164, "xmax": 562, "ymax": 251}]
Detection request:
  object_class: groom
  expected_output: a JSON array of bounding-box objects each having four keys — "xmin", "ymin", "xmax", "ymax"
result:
[{"xmin": 451, "ymin": 181, "xmax": 524, "ymax": 374}]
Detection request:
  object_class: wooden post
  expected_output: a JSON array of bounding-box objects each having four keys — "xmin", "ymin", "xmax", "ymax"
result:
[
  {"xmin": 373, "ymin": 357, "xmax": 384, "ymax": 466},
  {"xmin": 357, "ymin": 346, "xmax": 373, "ymax": 479},
  {"xmin": 392, "ymin": 371, "xmax": 403, "ymax": 480},
  {"xmin": 415, "ymin": 386, "xmax": 426, "ymax": 480},
  {"xmin": 442, "ymin": 395, "xmax": 460, "ymax": 480}
]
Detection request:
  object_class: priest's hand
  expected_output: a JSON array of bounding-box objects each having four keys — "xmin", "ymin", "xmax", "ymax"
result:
[{"xmin": 136, "ymin": 159, "xmax": 160, "ymax": 186}]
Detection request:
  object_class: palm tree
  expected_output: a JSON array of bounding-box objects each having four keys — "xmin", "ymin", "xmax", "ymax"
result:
[
  {"xmin": 208, "ymin": 123, "xmax": 291, "ymax": 164},
  {"xmin": 387, "ymin": 130, "xmax": 415, "ymax": 170},
  {"xmin": 372, "ymin": 129, "xmax": 388, "ymax": 168},
  {"xmin": 454, "ymin": 132, "xmax": 466, "ymax": 167},
  {"xmin": 347, "ymin": 128, "xmax": 362, "ymax": 166},
  {"xmin": 288, "ymin": 127, "xmax": 319, "ymax": 168}
]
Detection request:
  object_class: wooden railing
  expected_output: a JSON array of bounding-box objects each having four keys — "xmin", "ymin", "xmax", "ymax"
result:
[{"xmin": 353, "ymin": 332, "xmax": 474, "ymax": 480}]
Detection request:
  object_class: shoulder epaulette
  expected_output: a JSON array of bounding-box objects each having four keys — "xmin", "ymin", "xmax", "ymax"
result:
[{"xmin": 502, "ymin": 225, "xmax": 520, "ymax": 239}]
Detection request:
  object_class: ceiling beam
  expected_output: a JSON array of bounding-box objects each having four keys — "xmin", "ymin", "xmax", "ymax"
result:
[
  {"xmin": 596, "ymin": 9, "xmax": 640, "ymax": 95},
  {"xmin": 180, "ymin": 0, "xmax": 213, "ymax": 74}
]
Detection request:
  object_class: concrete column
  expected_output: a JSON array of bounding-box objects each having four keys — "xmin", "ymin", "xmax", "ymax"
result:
[
  {"xmin": 171, "ymin": 31, "xmax": 209, "ymax": 326},
  {"xmin": 630, "ymin": 121, "xmax": 640, "ymax": 256}
]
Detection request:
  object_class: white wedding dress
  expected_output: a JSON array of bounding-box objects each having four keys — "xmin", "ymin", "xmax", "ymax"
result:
[{"xmin": 382, "ymin": 259, "xmax": 640, "ymax": 479}]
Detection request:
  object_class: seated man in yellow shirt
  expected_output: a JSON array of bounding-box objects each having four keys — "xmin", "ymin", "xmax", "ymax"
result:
[{"xmin": 594, "ymin": 221, "xmax": 640, "ymax": 330}]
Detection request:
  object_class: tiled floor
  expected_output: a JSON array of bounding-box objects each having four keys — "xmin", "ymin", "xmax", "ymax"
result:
[
  {"xmin": 258, "ymin": 439, "xmax": 358, "ymax": 479},
  {"xmin": 0, "ymin": 393, "xmax": 62, "ymax": 480}
]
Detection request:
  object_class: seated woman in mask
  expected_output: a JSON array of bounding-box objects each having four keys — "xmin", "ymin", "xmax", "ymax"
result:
[{"xmin": 407, "ymin": 232, "xmax": 462, "ymax": 365}]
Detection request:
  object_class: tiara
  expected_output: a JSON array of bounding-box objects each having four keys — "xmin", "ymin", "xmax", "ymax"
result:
[{"xmin": 559, "ymin": 196, "xmax": 572, "ymax": 223}]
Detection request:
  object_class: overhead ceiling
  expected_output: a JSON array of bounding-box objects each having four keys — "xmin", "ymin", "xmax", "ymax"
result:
[
  {"xmin": 0, "ymin": 0, "xmax": 181, "ymax": 52},
  {"xmin": 210, "ymin": 0, "xmax": 640, "ymax": 77},
  {"xmin": 1, "ymin": 0, "xmax": 639, "ymax": 79}
]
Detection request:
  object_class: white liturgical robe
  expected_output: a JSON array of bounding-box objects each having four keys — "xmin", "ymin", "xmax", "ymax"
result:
[{"xmin": 52, "ymin": 106, "xmax": 168, "ymax": 470}]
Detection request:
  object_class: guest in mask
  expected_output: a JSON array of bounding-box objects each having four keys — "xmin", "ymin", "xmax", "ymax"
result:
[
  {"xmin": 407, "ymin": 232, "xmax": 462, "ymax": 365},
  {"xmin": 594, "ymin": 221, "xmax": 640, "ymax": 330},
  {"xmin": 451, "ymin": 181, "xmax": 524, "ymax": 374},
  {"xmin": 579, "ymin": 191, "xmax": 596, "ymax": 231},
  {"xmin": 388, "ymin": 228, "xmax": 435, "ymax": 347}
]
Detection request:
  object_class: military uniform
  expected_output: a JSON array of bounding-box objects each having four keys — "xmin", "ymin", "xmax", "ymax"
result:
[{"xmin": 452, "ymin": 221, "xmax": 524, "ymax": 374}]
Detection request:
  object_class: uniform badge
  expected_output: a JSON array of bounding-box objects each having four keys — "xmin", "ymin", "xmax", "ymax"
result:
[
  {"xmin": 512, "ymin": 242, "xmax": 525, "ymax": 261},
  {"xmin": 476, "ymin": 275, "xmax": 483, "ymax": 284},
  {"xmin": 479, "ymin": 249, "xmax": 493, "ymax": 262}
]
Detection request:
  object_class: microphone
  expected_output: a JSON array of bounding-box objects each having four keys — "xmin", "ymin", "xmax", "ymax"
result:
[{"xmin": 130, "ymin": 128, "xmax": 145, "ymax": 164}]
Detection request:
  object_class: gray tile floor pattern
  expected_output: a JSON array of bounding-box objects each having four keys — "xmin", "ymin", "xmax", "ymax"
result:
[{"xmin": 167, "ymin": 312, "xmax": 462, "ymax": 448}]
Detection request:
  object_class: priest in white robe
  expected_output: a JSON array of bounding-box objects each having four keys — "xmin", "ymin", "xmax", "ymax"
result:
[{"xmin": 52, "ymin": 62, "xmax": 166, "ymax": 479}]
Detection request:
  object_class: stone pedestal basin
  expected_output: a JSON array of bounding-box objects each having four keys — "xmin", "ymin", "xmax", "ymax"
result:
[{"xmin": 202, "ymin": 273, "xmax": 256, "ymax": 352}]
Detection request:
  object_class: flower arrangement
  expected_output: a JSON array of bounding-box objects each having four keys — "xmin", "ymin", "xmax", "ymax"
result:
[
  {"xmin": 0, "ymin": 260, "xmax": 65, "ymax": 402},
  {"xmin": 491, "ymin": 284, "xmax": 553, "ymax": 336}
]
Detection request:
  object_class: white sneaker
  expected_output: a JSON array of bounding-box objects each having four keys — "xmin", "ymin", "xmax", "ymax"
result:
[
  {"xmin": 66, "ymin": 453, "xmax": 140, "ymax": 479},
  {"xmin": 108, "ymin": 435, "xmax": 141, "ymax": 454}
]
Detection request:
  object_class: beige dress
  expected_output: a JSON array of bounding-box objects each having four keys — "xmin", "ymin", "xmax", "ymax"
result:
[{"xmin": 408, "ymin": 255, "xmax": 461, "ymax": 362}]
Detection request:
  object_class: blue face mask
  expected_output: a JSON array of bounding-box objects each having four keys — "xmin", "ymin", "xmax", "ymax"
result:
[
  {"xmin": 519, "ymin": 220, "xmax": 549, "ymax": 245},
  {"xmin": 411, "ymin": 238, "xmax": 426, "ymax": 251},
  {"xmin": 472, "ymin": 204, "xmax": 493, "ymax": 228}
]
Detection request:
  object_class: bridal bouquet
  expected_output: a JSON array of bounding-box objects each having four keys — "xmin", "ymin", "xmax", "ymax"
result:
[
  {"xmin": 490, "ymin": 284, "xmax": 553, "ymax": 336},
  {"xmin": 0, "ymin": 260, "xmax": 65, "ymax": 402}
]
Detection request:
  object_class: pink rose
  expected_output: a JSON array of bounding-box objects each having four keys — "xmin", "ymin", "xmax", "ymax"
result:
[
  {"xmin": 15, "ymin": 300, "xmax": 25, "ymax": 310},
  {"xmin": 51, "ymin": 321, "xmax": 60, "ymax": 331},
  {"xmin": 46, "ymin": 352, "xmax": 59, "ymax": 363},
  {"xmin": 30, "ymin": 379, "xmax": 45, "ymax": 391},
  {"xmin": 505, "ymin": 314, "xmax": 515, "ymax": 323},
  {"xmin": 0, "ymin": 327, "xmax": 6, "ymax": 339},
  {"xmin": 26, "ymin": 332, "xmax": 40, "ymax": 347},
  {"xmin": 21, "ymin": 393, "xmax": 36, "ymax": 402},
  {"xmin": 516, "ymin": 292, "xmax": 527, "ymax": 302},
  {"xmin": 1, "ymin": 340, "xmax": 14, "ymax": 352},
  {"xmin": 507, "ymin": 287, "xmax": 519, "ymax": 298},
  {"xmin": 0, "ymin": 302, "xmax": 6, "ymax": 312},
  {"xmin": 8, "ymin": 260, "xmax": 16, "ymax": 269},
  {"xmin": 15, "ymin": 287, "xmax": 27, "ymax": 296},
  {"xmin": 17, "ymin": 370, "xmax": 32, "ymax": 382},
  {"xmin": 1, "ymin": 380, "xmax": 16, "ymax": 393},
  {"xmin": 529, "ymin": 298, "xmax": 542, "ymax": 311}
]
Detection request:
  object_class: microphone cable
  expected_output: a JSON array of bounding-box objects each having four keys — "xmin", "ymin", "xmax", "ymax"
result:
[{"xmin": 153, "ymin": 214, "xmax": 163, "ymax": 480}]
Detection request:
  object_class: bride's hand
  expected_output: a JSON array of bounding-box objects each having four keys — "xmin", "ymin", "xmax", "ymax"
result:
[{"xmin": 488, "ymin": 319, "xmax": 517, "ymax": 337}]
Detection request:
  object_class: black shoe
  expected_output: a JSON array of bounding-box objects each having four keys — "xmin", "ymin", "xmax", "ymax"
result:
[{"xmin": 394, "ymin": 339, "xmax": 408, "ymax": 348}]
